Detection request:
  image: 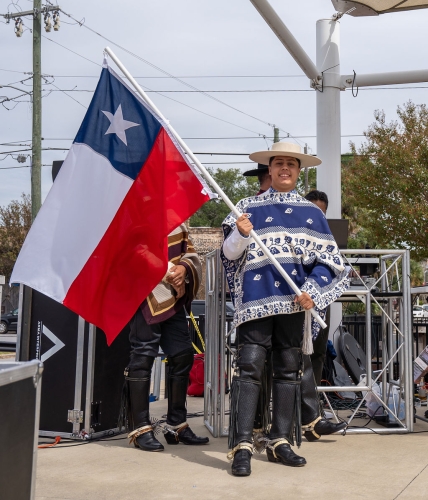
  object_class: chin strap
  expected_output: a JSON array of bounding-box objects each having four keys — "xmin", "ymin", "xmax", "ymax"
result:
[
  {"xmin": 302, "ymin": 416, "xmax": 322, "ymax": 439},
  {"xmin": 227, "ymin": 442, "xmax": 254, "ymax": 461}
]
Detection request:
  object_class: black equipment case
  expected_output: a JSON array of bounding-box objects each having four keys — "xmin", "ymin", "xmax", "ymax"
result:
[
  {"xmin": 16, "ymin": 285, "xmax": 130, "ymax": 439},
  {"xmin": 0, "ymin": 360, "xmax": 43, "ymax": 500}
]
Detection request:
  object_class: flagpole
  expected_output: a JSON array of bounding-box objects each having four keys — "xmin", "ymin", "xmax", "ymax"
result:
[{"xmin": 104, "ymin": 46, "xmax": 327, "ymax": 329}]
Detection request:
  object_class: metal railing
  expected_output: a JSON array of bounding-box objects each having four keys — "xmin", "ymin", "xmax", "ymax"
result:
[
  {"xmin": 203, "ymin": 250, "xmax": 234, "ymax": 437},
  {"xmin": 204, "ymin": 248, "xmax": 414, "ymax": 436}
]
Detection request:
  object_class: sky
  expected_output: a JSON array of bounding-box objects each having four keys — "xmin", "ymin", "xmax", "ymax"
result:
[{"xmin": 1, "ymin": 0, "xmax": 428, "ymax": 207}]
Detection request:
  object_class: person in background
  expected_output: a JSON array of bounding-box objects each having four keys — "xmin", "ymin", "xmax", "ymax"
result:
[
  {"xmin": 304, "ymin": 190, "xmax": 330, "ymax": 386},
  {"xmin": 243, "ymin": 163, "xmax": 271, "ymax": 195},
  {"xmin": 120, "ymin": 224, "xmax": 209, "ymax": 452}
]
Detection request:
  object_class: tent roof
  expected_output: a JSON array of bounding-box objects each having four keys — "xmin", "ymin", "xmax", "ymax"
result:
[{"xmin": 332, "ymin": 0, "xmax": 428, "ymax": 16}]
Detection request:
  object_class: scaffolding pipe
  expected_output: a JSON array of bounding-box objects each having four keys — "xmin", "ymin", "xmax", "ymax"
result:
[{"xmin": 342, "ymin": 69, "xmax": 428, "ymax": 88}]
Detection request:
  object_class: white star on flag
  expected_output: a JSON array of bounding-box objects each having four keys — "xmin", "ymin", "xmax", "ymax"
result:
[{"xmin": 102, "ymin": 104, "xmax": 140, "ymax": 146}]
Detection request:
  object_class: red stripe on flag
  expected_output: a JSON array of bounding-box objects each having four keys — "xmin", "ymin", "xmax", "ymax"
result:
[{"xmin": 63, "ymin": 128, "xmax": 210, "ymax": 344}]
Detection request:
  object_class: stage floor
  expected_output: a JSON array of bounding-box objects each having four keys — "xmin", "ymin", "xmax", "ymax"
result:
[{"xmin": 34, "ymin": 396, "xmax": 428, "ymax": 500}]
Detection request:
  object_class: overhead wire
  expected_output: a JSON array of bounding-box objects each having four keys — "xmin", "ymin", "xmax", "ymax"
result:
[
  {"xmin": 37, "ymin": 86, "xmax": 428, "ymax": 93},
  {"xmin": 41, "ymin": 36, "xmax": 265, "ymax": 136},
  {"xmin": 41, "ymin": 75, "xmax": 87, "ymax": 109},
  {"xmin": 58, "ymin": 7, "xmax": 298, "ymax": 139}
]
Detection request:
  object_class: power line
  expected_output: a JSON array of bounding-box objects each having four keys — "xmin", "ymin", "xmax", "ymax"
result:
[
  {"xmin": 41, "ymin": 76, "xmax": 87, "ymax": 109},
  {"xmin": 58, "ymin": 8, "xmax": 294, "ymax": 137},
  {"xmin": 41, "ymin": 88, "xmax": 313, "ymax": 93},
  {"xmin": 0, "ymin": 134, "xmax": 366, "ymax": 144},
  {"xmin": 0, "ymin": 147, "xmax": 69, "ymax": 154},
  {"xmin": 38, "ymin": 86, "xmax": 428, "ymax": 94},
  {"xmin": 41, "ymin": 35, "xmax": 101, "ymax": 67},
  {"xmin": 40, "ymin": 36, "xmax": 265, "ymax": 136},
  {"xmin": 42, "ymin": 74, "xmax": 308, "ymax": 79}
]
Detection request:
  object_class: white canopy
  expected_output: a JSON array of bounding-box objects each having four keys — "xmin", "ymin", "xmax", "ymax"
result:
[{"xmin": 332, "ymin": 0, "xmax": 428, "ymax": 16}]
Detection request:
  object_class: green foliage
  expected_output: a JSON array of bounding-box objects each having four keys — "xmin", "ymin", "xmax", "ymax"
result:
[
  {"xmin": 0, "ymin": 194, "xmax": 31, "ymax": 281},
  {"xmin": 410, "ymin": 259, "xmax": 424, "ymax": 287},
  {"xmin": 296, "ymin": 167, "xmax": 316, "ymax": 196},
  {"xmin": 190, "ymin": 167, "xmax": 259, "ymax": 227},
  {"xmin": 343, "ymin": 101, "xmax": 428, "ymax": 261}
]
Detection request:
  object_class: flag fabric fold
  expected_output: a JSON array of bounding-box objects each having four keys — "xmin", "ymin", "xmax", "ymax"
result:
[{"xmin": 11, "ymin": 60, "xmax": 214, "ymax": 344}]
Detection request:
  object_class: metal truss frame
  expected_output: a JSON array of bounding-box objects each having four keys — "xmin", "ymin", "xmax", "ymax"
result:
[
  {"xmin": 320, "ymin": 249, "xmax": 413, "ymax": 434},
  {"xmin": 204, "ymin": 248, "xmax": 413, "ymax": 437}
]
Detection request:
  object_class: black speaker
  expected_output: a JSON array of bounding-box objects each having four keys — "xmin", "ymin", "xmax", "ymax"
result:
[
  {"xmin": 52, "ymin": 160, "xmax": 64, "ymax": 182},
  {"xmin": 17, "ymin": 286, "xmax": 130, "ymax": 438}
]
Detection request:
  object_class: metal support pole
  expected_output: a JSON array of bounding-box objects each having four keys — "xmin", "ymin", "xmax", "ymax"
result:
[
  {"xmin": 342, "ymin": 69, "xmax": 428, "ymax": 88},
  {"xmin": 249, "ymin": 0, "xmax": 321, "ymax": 83},
  {"xmin": 32, "ymin": 0, "xmax": 42, "ymax": 221},
  {"xmin": 402, "ymin": 250, "xmax": 413, "ymax": 431},
  {"xmin": 316, "ymin": 18, "xmax": 341, "ymax": 219},
  {"xmin": 316, "ymin": 19, "xmax": 343, "ymax": 338}
]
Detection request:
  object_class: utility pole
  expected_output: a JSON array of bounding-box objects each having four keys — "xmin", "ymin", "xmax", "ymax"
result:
[
  {"xmin": 2, "ymin": 4, "xmax": 60, "ymax": 222},
  {"xmin": 304, "ymin": 143, "xmax": 309, "ymax": 194},
  {"xmin": 32, "ymin": 0, "xmax": 42, "ymax": 221},
  {"xmin": 273, "ymin": 126, "xmax": 279, "ymax": 143}
]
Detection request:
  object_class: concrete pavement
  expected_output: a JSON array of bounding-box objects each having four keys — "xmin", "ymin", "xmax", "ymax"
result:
[{"xmin": 35, "ymin": 397, "xmax": 428, "ymax": 500}]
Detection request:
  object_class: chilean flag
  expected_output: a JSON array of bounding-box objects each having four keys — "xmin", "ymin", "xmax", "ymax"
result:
[{"xmin": 11, "ymin": 60, "xmax": 214, "ymax": 344}]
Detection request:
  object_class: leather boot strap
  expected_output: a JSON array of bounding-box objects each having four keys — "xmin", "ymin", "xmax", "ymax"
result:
[
  {"xmin": 302, "ymin": 416, "xmax": 322, "ymax": 439},
  {"xmin": 164, "ymin": 422, "xmax": 188, "ymax": 442},
  {"xmin": 128, "ymin": 425, "xmax": 153, "ymax": 445},
  {"xmin": 268, "ymin": 438, "xmax": 291, "ymax": 460},
  {"xmin": 227, "ymin": 442, "xmax": 254, "ymax": 461}
]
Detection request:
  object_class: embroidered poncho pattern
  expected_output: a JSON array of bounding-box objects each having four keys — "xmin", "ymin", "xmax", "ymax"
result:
[
  {"xmin": 221, "ymin": 188, "xmax": 349, "ymax": 335},
  {"xmin": 141, "ymin": 224, "xmax": 201, "ymax": 324}
]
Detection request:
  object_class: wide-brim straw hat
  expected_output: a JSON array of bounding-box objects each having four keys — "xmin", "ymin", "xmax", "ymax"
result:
[
  {"xmin": 243, "ymin": 163, "xmax": 269, "ymax": 177},
  {"xmin": 249, "ymin": 141, "xmax": 322, "ymax": 168}
]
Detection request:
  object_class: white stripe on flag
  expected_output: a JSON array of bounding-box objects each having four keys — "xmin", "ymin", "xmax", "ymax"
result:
[{"xmin": 11, "ymin": 144, "xmax": 133, "ymax": 301}]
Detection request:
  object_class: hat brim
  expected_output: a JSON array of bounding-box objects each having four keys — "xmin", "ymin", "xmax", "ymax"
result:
[
  {"xmin": 243, "ymin": 166, "xmax": 269, "ymax": 176},
  {"xmin": 249, "ymin": 150, "xmax": 322, "ymax": 168}
]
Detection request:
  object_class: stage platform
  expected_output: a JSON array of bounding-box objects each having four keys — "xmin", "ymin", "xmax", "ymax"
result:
[{"xmin": 34, "ymin": 396, "xmax": 428, "ymax": 500}]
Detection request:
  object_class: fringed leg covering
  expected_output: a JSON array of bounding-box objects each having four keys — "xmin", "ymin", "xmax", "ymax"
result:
[
  {"xmin": 301, "ymin": 354, "xmax": 321, "ymax": 426},
  {"xmin": 299, "ymin": 353, "xmax": 347, "ymax": 441},
  {"xmin": 228, "ymin": 344, "xmax": 266, "ymax": 451},
  {"xmin": 253, "ymin": 350, "xmax": 272, "ymax": 435},
  {"xmin": 118, "ymin": 356, "xmax": 155, "ymax": 432},
  {"xmin": 269, "ymin": 347, "xmax": 303, "ymax": 448},
  {"xmin": 118, "ymin": 368, "xmax": 131, "ymax": 432},
  {"xmin": 166, "ymin": 349, "xmax": 194, "ymax": 426}
]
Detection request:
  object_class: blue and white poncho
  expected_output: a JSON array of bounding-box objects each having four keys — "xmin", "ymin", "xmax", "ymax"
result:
[{"xmin": 221, "ymin": 188, "xmax": 349, "ymax": 337}]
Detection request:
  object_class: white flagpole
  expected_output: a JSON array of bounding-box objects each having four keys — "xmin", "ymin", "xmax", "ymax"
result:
[{"xmin": 104, "ymin": 46, "xmax": 327, "ymax": 329}]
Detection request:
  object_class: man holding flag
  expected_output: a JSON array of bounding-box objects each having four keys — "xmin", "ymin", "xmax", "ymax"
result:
[{"xmin": 221, "ymin": 142, "xmax": 349, "ymax": 477}]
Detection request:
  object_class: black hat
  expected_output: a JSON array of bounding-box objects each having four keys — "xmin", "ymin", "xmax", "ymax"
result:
[{"xmin": 243, "ymin": 163, "xmax": 269, "ymax": 177}]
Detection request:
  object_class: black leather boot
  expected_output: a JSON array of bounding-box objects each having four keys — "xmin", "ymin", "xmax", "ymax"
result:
[
  {"xmin": 229, "ymin": 344, "xmax": 267, "ymax": 477},
  {"xmin": 268, "ymin": 347, "xmax": 306, "ymax": 467},
  {"xmin": 301, "ymin": 354, "xmax": 347, "ymax": 442},
  {"xmin": 231, "ymin": 448, "xmax": 253, "ymax": 477},
  {"xmin": 266, "ymin": 442, "xmax": 306, "ymax": 466},
  {"xmin": 126, "ymin": 357, "xmax": 164, "ymax": 452},
  {"xmin": 164, "ymin": 350, "xmax": 209, "ymax": 446},
  {"xmin": 304, "ymin": 418, "xmax": 347, "ymax": 442}
]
